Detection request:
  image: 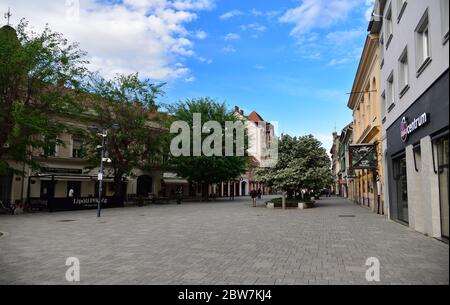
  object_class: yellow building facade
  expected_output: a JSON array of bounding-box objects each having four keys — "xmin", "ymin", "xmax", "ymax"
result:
[{"xmin": 347, "ymin": 33, "xmax": 385, "ymax": 215}]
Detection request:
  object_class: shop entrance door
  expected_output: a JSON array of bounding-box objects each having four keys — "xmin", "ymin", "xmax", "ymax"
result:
[
  {"xmin": 436, "ymin": 136, "xmax": 449, "ymax": 240},
  {"xmin": 393, "ymin": 155, "xmax": 409, "ymax": 223}
]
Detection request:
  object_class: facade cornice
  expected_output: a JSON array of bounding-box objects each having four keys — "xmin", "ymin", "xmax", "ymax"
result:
[{"xmin": 347, "ymin": 34, "xmax": 380, "ymax": 110}]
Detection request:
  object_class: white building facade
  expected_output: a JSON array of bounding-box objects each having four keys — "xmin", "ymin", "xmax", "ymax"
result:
[{"xmin": 376, "ymin": 0, "xmax": 449, "ymax": 241}]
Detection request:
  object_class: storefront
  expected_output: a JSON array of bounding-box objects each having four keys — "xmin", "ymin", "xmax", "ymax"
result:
[{"xmin": 386, "ymin": 71, "xmax": 449, "ymax": 240}]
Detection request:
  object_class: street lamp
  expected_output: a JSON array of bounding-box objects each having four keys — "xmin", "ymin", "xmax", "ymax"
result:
[{"xmin": 89, "ymin": 124, "xmax": 119, "ymax": 217}]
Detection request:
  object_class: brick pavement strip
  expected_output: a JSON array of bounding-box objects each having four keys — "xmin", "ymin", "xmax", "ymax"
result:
[{"xmin": 0, "ymin": 196, "xmax": 448, "ymax": 285}]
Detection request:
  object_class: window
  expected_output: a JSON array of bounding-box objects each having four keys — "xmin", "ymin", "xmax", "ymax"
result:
[
  {"xmin": 41, "ymin": 136, "xmax": 57, "ymax": 157},
  {"xmin": 398, "ymin": 47, "xmax": 409, "ymax": 97},
  {"xmin": 386, "ymin": 71, "xmax": 395, "ymax": 111},
  {"xmin": 397, "ymin": 0, "xmax": 407, "ymax": 23},
  {"xmin": 385, "ymin": 5, "xmax": 393, "ymax": 49},
  {"xmin": 415, "ymin": 10, "xmax": 432, "ymax": 76},
  {"xmin": 381, "ymin": 91, "xmax": 387, "ymax": 120},
  {"xmin": 380, "ymin": 34, "xmax": 385, "ymax": 68},
  {"xmin": 72, "ymin": 139, "xmax": 83, "ymax": 158},
  {"xmin": 442, "ymin": 0, "xmax": 449, "ymax": 43}
]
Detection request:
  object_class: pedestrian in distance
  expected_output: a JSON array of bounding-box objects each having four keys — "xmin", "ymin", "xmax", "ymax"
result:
[
  {"xmin": 257, "ymin": 188, "xmax": 262, "ymax": 200},
  {"xmin": 250, "ymin": 189, "xmax": 257, "ymax": 207}
]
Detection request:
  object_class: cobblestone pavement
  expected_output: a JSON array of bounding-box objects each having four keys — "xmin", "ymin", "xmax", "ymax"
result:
[{"xmin": 0, "ymin": 196, "xmax": 448, "ymax": 285}]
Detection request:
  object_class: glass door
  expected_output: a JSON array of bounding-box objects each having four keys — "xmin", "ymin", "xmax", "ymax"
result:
[
  {"xmin": 393, "ymin": 155, "xmax": 409, "ymax": 223},
  {"xmin": 437, "ymin": 136, "xmax": 449, "ymax": 239}
]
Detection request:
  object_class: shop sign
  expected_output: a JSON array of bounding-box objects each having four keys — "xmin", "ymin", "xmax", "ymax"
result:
[
  {"xmin": 349, "ymin": 144, "xmax": 378, "ymax": 170},
  {"xmin": 400, "ymin": 113, "xmax": 429, "ymax": 143},
  {"xmin": 41, "ymin": 167, "xmax": 83, "ymax": 174}
]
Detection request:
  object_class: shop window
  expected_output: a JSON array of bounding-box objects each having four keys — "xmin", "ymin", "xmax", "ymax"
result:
[
  {"xmin": 67, "ymin": 181, "xmax": 81, "ymax": 198},
  {"xmin": 436, "ymin": 136, "xmax": 449, "ymax": 239}
]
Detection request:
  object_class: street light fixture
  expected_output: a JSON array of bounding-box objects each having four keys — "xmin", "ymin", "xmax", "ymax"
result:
[{"xmin": 89, "ymin": 124, "xmax": 119, "ymax": 217}]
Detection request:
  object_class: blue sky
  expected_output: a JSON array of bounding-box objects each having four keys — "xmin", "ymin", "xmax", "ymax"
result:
[
  {"xmin": 160, "ymin": 0, "xmax": 374, "ymax": 149},
  {"xmin": 1, "ymin": 0, "xmax": 375, "ymax": 149}
]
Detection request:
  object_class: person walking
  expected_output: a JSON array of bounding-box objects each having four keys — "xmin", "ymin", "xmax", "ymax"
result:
[
  {"xmin": 257, "ymin": 188, "xmax": 262, "ymax": 200},
  {"xmin": 250, "ymin": 189, "xmax": 257, "ymax": 207}
]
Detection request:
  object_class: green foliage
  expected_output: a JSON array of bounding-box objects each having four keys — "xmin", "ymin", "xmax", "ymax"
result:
[
  {"xmin": 0, "ymin": 20, "xmax": 88, "ymax": 174},
  {"xmin": 166, "ymin": 98, "xmax": 248, "ymax": 196},
  {"xmin": 83, "ymin": 73, "xmax": 165, "ymax": 196},
  {"xmin": 257, "ymin": 134, "xmax": 333, "ymax": 195}
]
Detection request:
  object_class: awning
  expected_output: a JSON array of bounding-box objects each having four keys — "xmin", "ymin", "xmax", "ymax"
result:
[
  {"xmin": 163, "ymin": 179, "xmax": 189, "ymax": 184},
  {"xmin": 37, "ymin": 175, "xmax": 114, "ymax": 182}
]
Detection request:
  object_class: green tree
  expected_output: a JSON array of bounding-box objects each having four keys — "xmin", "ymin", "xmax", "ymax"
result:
[
  {"xmin": 166, "ymin": 98, "xmax": 248, "ymax": 200},
  {"xmin": 257, "ymin": 134, "xmax": 333, "ymax": 197},
  {"xmin": 0, "ymin": 20, "xmax": 88, "ymax": 174},
  {"xmin": 83, "ymin": 73, "xmax": 165, "ymax": 197}
]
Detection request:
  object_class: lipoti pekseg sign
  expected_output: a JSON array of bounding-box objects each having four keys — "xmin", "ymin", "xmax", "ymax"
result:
[{"xmin": 400, "ymin": 112, "xmax": 429, "ymax": 143}]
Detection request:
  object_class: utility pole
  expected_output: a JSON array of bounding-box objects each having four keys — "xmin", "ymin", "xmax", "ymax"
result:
[{"xmin": 97, "ymin": 129, "xmax": 106, "ymax": 218}]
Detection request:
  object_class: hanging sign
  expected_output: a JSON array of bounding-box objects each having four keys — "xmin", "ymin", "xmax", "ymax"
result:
[{"xmin": 349, "ymin": 144, "xmax": 378, "ymax": 171}]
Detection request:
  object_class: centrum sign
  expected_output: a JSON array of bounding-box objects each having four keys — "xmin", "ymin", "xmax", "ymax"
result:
[{"xmin": 400, "ymin": 113, "xmax": 429, "ymax": 143}]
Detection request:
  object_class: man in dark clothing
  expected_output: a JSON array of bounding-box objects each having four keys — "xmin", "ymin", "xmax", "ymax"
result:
[{"xmin": 250, "ymin": 189, "xmax": 257, "ymax": 207}]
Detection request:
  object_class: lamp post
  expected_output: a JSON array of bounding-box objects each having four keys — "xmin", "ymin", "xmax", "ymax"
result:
[{"xmin": 90, "ymin": 124, "xmax": 119, "ymax": 218}]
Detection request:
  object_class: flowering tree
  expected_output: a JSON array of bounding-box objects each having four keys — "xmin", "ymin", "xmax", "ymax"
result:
[{"xmin": 257, "ymin": 134, "xmax": 333, "ymax": 198}]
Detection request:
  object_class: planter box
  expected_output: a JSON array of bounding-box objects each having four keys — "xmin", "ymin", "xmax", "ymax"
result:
[{"xmin": 266, "ymin": 201, "xmax": 314, "ymax": 209}]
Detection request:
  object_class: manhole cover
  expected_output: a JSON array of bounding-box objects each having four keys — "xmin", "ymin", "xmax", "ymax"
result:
[
  {"xmin": 339, "ymin": 215, "xmax": 355, "ymax": 218},
  {"xmin": 57, "ymin": 219, "xmax": 76, "ymax": 223}
]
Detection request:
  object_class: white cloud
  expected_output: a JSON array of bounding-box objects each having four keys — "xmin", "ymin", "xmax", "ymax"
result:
[
  {"xmin": 241, "ymin": 23, "xmax": 267, "ymax": 32},
  {"xmin": 222, "ymin": 45, "xmax": 236, "ymax": 53},
  {"xmin": 326, "ymin": 28, "xmax": 365, "ymax": 45},
  {"xmin": 198, "ymin": 57, "xmax": 213, "ymax": 64},
  {"xmin": 224, "ymin": 33, "xmax": 240, "ymax": 41},
  {"xmin": 279, "ymin": 0, "xmax": 372, "ymax": 67},
  {"xmin": 328, "ymin": 58, "xmax": 350, "ymax": 66},
  {"xmin": 279, "ymin": 0, "xmax": 359, "ymax": 37},
  {"xmin": 254, "ymin": 65, "xmax": 265, "ymax": 70},
  {"xmin": 184, "ymin": 76, "xmax": 196, "ymax": 82},
  {"xmin": 250, "ymin": 9, "xmax": 280, "ymax": 19},
  {"xmin": 195, "ymin": 30, "xmax": 208, "ymax": 40},
  {"xmin": 220, "ymin": 10, "xmax": 243, "ymax": 20},
  {"xmin": 1, "ymin": 0, "xmax": 214, "ymax": 81}
]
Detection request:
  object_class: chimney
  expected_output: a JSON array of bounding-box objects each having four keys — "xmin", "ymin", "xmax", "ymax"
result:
[
  {"xmin": 240, "ymin": 110, "xmax": 244, "ymax": 116},
  {"xmin": 234, "ymin": 106, "xmax": 240, "ymax": 113}
]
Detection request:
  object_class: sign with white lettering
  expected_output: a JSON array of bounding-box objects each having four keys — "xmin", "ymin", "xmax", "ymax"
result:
[
  {"xmin": 349, "ymin": 144, "xmax": 378, "ymax": 170},
  {"xmin": 400, "ymin": 113, "xmax": 429, "ymax": 143}
]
